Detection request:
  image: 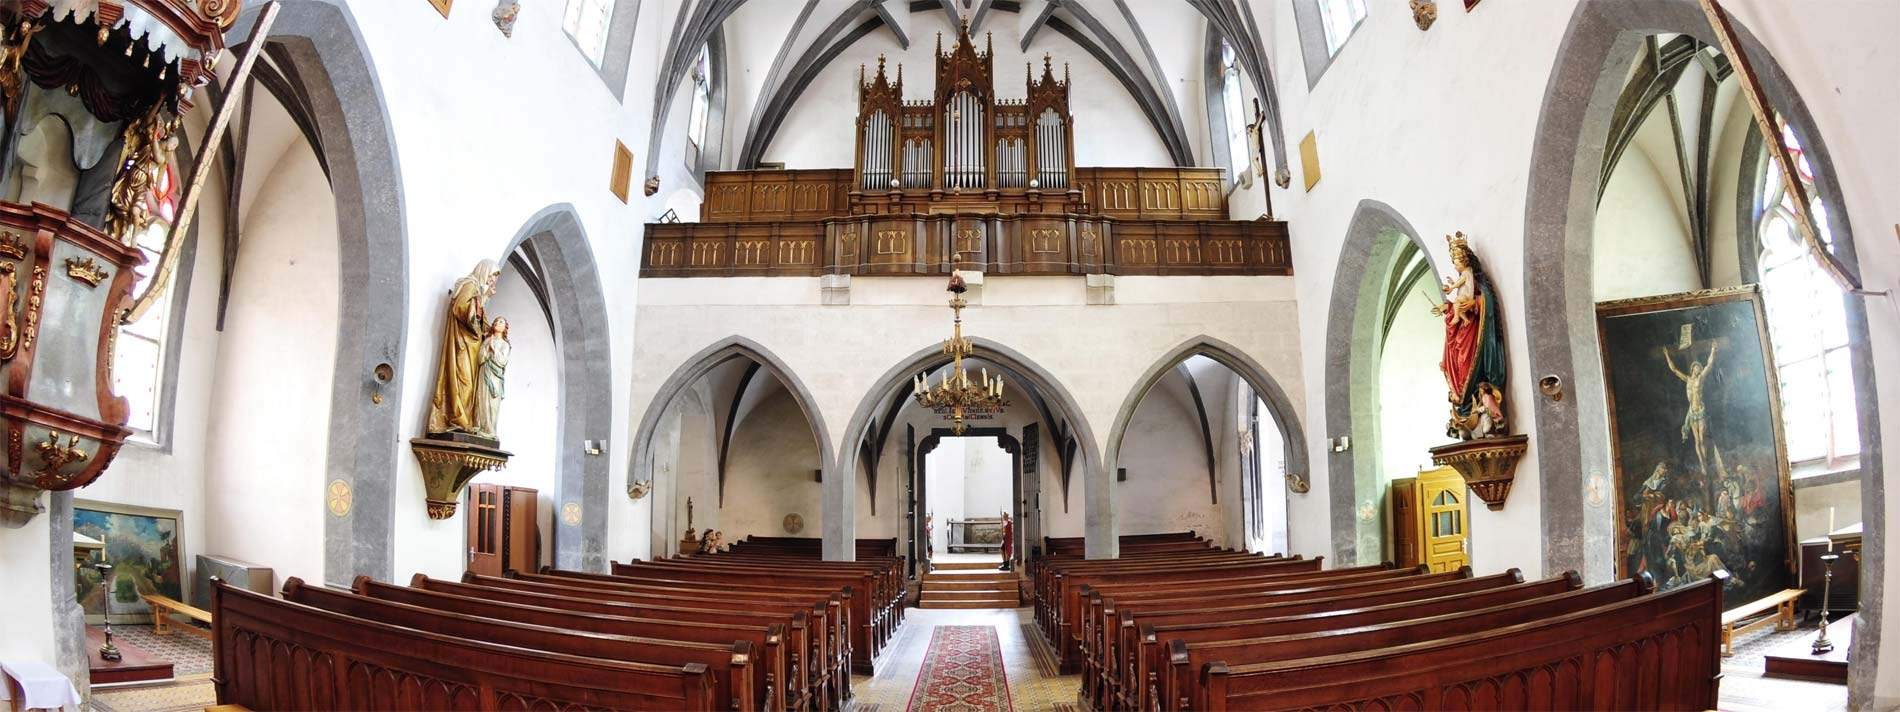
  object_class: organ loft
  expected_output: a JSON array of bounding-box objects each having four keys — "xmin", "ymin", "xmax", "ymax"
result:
[{"xmin": 640, "ymin": 22, "xmax": 1290, "ymax": 278}]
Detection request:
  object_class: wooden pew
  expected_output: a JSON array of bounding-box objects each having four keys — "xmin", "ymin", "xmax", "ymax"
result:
[
  {"xmin": 1196, "ymin": 573, "xmax": 1724, "ymax": 711},
  {"xmin": 1121, "ymin": 571, "xmax": 1549, "ymax": 711},
  {"xmin": 211, "ymin": 580, "xmax": 716, "ymax": 711},
  {"xmin": 1081, "ymin": 566, "xmax": 1453, "ymax": 707},
  {"xmin": 352, "ymin": 576, "xmax": 803, "ymax": 712},
  {"xmin": 279, "ymin": 578, "xmax": 765, "ymax": 712},
  {"xmin": 524, "ymin": 568, "xmax": 848, "ymax": 708},
  {"xmin": 614, "ymin": 559, "xmax": 880, "ymax": 676},
  {"xmin": 676, "ymin": 552, "xmax": 906, "ymax": 648},
  {"xmin": 461, "ymin": 572, "xmax": 845, "ymax": 710},
  {"xmin": 1165, "ymin": 575, "xmax": 1647, "ymax": 711},
  {"xmin": 1047, "ymin": 556, "xmax": 1320, "ymax": 671},
  {"xmin": 408, "ymin": 574, "xmax": 829, "ymax": 711}
]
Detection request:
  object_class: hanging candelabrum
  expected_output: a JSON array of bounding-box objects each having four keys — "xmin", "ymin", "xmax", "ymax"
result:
[
  {"xmin": 911, "ymin": 273, "xmax": 1008, "ymax": 434},
  {"xmin": 1812, "ymin": 552, "xmax": 1840, "ymax": 655},
  {"xmin": 95, "ymin": 561, "xmax": 120, "ymax": 661}
]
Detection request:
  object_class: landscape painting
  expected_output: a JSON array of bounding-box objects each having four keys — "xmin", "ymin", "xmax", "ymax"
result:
[
  {"xmin": 1597, "ymin": 286, "xmax": 1795, "ymax": 608},
  {"xmin": 73, "ymin": 500, "xmax": 184, "ymax": 624}
]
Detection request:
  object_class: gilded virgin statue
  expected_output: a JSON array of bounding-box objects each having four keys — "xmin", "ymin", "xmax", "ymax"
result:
[
  {"xmin": 428, "ymin": 260, "xmax": 502, "ymax": 437},
  {"xmin": 1432, "ymin": 232, "xmax": 1509, "ymax": 440}
]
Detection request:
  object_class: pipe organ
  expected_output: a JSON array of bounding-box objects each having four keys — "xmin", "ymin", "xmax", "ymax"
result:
[
  {"xmin": 855, "ymin": 23, "xmax": 1075, "ymax": 198},
  {"xmin": 643, "ymin": 20, "xmax": 1292, "ymax": 280}
]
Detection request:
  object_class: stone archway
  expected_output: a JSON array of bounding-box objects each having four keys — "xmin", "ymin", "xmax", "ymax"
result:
[
  {"xmin": 498, "ymin": 205, "xmax": 614, "ymax": 571},
  {"xmin": 838, "ymin": 338, "xmax": 1105, "ymax": 559},
  {"xmin": 229, "ymin": 1, "xmax": 410, "ymax": 588},
  {"xmin": 626, "ymin": 336, "xmax": 836, "ymax": 557},
  {"xmin": 1321, "ymin": 200, "xmax": 1438, "ymax": 565},
  {"xmin": 1521, "ymin": 1, "xmax": 1884, "ymax": 703},
  {"xmin": 1103, "ymin": 335, "xmax": 1311, "ymax": 551}
]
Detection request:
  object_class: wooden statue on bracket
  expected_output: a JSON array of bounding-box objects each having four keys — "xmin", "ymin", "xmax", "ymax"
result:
[
  {"xmin": 411, "ymin": 260, "xmax": 512, "ymax": 519},
  {"xmin": 1428, "ymin": 232, "xmax": 1528, "ymax": 510}
]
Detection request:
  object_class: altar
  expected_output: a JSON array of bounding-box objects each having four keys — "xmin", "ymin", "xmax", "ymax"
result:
[{"xmin": 948, "ymin": 517, "xmax": 1004, "ymax": 553}]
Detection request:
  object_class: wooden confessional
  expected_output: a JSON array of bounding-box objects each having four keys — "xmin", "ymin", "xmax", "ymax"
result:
[
  {"xmin": 466, "ymin": 483, "xmax": 540, "ymax": 577},
  {"xmin": 1389, "ymin": 467, "xmax": 1470, "ymax": 573}
]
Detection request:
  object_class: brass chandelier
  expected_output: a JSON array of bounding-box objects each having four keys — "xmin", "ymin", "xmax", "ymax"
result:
[{"xmin": 912, "ymin": 274, "xmax": 1009, "ymax": 433}]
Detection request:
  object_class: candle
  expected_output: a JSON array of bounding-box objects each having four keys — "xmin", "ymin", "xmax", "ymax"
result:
[{"xmin": 1828, "ymin": 507, "xmax": 1836, "ymax": 552}]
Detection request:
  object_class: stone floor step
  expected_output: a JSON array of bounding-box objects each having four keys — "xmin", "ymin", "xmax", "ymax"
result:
[
  {"xmin": 922, "ymin": 590, "xmax": 1019, "ymax": 601},
  {"xmin": 916, "ymin": 599, "xmax": 1024, "ymax": 609},
  {"xmin": 930, "ymin": 561, "xmax": 1005, "ymax": 571},
  {"xmin": 922, "ymin": 579, "xmax": 1016, "ymax": 591}
]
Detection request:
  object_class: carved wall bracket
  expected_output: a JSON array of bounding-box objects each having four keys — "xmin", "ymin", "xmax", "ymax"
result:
[
  {"xmin": 410, "ymin": 436, "xmax": 511, "ymax": 519},
  {"xmin": 1429, "ymin": 434, "xmax": 1529, "ymax": 510}
]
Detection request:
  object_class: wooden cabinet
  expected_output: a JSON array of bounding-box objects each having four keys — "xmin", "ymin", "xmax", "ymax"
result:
[
  {"xmin": 466, "ymin": 484, "xmax": 539, "ymax": 578},
  {"xmin": 1389, "ymin": 468, "xmax": 1470, "ymax": 573}
]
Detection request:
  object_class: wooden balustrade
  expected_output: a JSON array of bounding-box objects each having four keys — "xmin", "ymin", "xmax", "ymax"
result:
[{"xmin": 642, "ymin": 213, "xmax": 1288, "ymax": 278}]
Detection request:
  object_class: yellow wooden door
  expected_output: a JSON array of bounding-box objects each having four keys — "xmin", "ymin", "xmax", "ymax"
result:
[{"xmin": 1416, "ymin": 467, "xmax": 1470, "ymax": 573}]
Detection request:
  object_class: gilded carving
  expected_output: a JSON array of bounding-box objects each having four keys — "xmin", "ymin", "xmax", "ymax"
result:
[
  {"xmin": 64, "ymin": 257, "xmax": 108, "ymax": 288},
  {"xmin": 33, "ymin": 432, "xmax": 89, "ymax": 487},
  {"xmin": 561, "ymin": 502, "xmax": 583, "ymax": 525},
  {"xmin": 0, "ymin": 19, "xmax": 44, "ymax": 114},
  {"xmin": 19, "ymin": 264, "xmax": 44, "ymax": 359},
  {"xmin": 0, "ymin": 232, "xmax": 24, "ymax": 261},
  {"xmin": 426, "ymin": 261, "xmax": 505, "ymax": 438},
  {"xmin": 0, "ymin": 262, "xmax": 17, "ymax": 360},
  {"xmin": 778, "ymin": 241, "xmax": 814, "ymax": 265},
  {"xmin": 107, "ymin": 108, "xmax": 178, "ymax": 245}
]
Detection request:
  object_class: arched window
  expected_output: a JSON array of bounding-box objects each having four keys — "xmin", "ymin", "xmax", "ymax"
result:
[
  {"xmin": 114, "ymin": 163, "xmax": 180, "ymax": 440},
  {"xmin": 1219, "ymin": 40, "xmax": 1250, "ymax": 184},
  {"xmin": 1757, "ymin": 122, "xmax": 1857, "ymax": 467},
  {"xmin": 1317, "ymin": 0, "xmax": 1368, "ymax": 57},
  {"xmin": 688, "ymin": 45, "xmax": 712, "ymax": 155},
  {"xmin": 563, "ymin": 0, "xmax": 617, "ymax": 67}
]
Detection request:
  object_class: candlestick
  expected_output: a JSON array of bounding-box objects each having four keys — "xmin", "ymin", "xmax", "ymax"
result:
[
  {"xmin": 1813, "ymin": 552, "xmax": 1839, "ymax": 655},
  {"xmin": 96, "ymin": 562, "xmax": 121, "ymax": 662}
]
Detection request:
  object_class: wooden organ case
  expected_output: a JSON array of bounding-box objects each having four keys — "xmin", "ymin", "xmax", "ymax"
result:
[{"xmin": 642, "ymin": 23, "xmax": 1291, "ymax": 279}]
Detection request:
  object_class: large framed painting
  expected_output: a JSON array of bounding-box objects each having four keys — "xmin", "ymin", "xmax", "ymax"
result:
[
  {"xmin": 73, "ymin": 500, "xmax": 185, "ymax": 624},
  {"xmin": 1596, "ymin": 286, "xmax": 1795, "ymax": 607}
]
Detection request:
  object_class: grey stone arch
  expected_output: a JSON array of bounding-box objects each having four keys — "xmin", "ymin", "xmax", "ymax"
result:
[
  {"xmin": 496, "ymin": 205, "xmax": 614, "ymax": 572},
  {"xmin": 1102, "ymin": 336, "xmax": 1312, "ymax": 550},
  {"xmin": 231, "ymin": 0, "xmax": 410, "ymax": 587},
  {"xmin": 837, "ymin": 338, "xmax": 1105, "ymax": 560},
  {"xmin": 1321, "ymin": 199, "xmax": 1441, "ymax": 566},
  {"xmin": 1522, "ymin": 2, "xmax": 1883, "ymax": 705},
  {"xmin": 627, "ymin": 336, "xmax": 836, "ymax": 557}
]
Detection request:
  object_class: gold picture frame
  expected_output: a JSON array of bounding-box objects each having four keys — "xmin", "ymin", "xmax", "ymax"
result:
[
  {"xmin": 427, "ymin": 0, "xmax": 452, "ymax": 18},
  {"xmin": 1595, "ymin": 284, "xmax": 1796, "ymax": 605}
]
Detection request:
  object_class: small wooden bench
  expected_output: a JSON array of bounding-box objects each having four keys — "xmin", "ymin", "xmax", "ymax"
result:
[
  {"xmin": 142, "ymin": 594, "xmax": 212, "ymax": 640},
  {"xmin": 1721, "ymin": 588, "xmax": 1804, "ymax": 656}
]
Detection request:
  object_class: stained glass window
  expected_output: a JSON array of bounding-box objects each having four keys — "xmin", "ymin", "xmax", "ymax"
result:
[
  {"xmin": 563, "ymin": 0, "xmax": 616, "ymax": 67},
  {"xmin": 114, "ymin": 163, "xmax": 180, "ymax": 440},
  {"xmin": 1317, "ymin": 0, "xmax": 1368, "ymax": 57},
  {"xmin": 1757, "ymin": 123, "xmax": 1857, "ymax": 466}
]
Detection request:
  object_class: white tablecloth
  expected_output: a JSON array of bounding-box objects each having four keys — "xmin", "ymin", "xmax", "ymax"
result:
[{"xmin": 0, "ymin": 660, "xmax": 82, "ymax": 712}]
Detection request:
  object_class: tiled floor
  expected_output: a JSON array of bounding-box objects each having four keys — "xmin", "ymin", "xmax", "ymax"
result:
[
  {"xmin": 1717, "ymin": 622, "xmax": 1850, "ymax": 712},
  {"xmin": 853, "ymin": 607, "xmax": 1078, "ymax": 712}
]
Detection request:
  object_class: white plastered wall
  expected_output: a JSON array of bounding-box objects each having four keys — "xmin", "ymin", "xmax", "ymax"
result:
[{"xmin": 471, "ymin": 268, "xmax": 560, "ymax": 569}]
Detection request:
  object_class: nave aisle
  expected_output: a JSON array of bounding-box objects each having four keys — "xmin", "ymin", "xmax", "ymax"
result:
[{"xmin": 851, "ymin": 608, "xmax": 1075, "ymax": 712}]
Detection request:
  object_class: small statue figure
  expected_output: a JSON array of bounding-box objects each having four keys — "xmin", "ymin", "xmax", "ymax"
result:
[
  {"xmin": 700, "ymin": 530, "xmax": 723, "ymax": 554},
  {"xmin": 491, "ymin": 0, "xmax": 521, "ymax": 37},
  {"xmin": 427, "ymin": 261, "xmax": 502, "ymax": 436},
  {"xmin": 474, "ymin": 317, "xmax": 511, "ymax": 437},
  {"xmin": 998, "ymin": 511, "xmax": 1014, "ymax": 572},
  {"xmin": 1431, "ymin": 232, "xmax": 1509, "ymax": 440}
]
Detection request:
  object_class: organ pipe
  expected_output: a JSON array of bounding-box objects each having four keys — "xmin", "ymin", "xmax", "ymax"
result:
[{"xmin": 862, "ymin": 110, "xmax": 893, "ymax": 190}]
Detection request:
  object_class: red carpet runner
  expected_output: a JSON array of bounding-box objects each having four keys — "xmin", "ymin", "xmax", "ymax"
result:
[{"xmin": 905, "ymin": 626, "xmax": 1013, "ymax": 712}]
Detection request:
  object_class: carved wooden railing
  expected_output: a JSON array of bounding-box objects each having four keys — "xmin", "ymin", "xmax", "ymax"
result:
[
  {"xmin": 659, "ymin": 166, "xmax": 1283, "ymax": 278},
  {"xmin": 696, "ymin": 168, "xmax": 1229, "ymax": 223},
  {"xmin": 641, "ymin": 215, "xmax": 1288, "ymax": 278}
]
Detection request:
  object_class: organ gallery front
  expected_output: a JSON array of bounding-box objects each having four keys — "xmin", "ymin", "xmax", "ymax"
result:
[{"xmin": 641, "ymin": 22, "xmax": 1291, "ymax": 279}]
